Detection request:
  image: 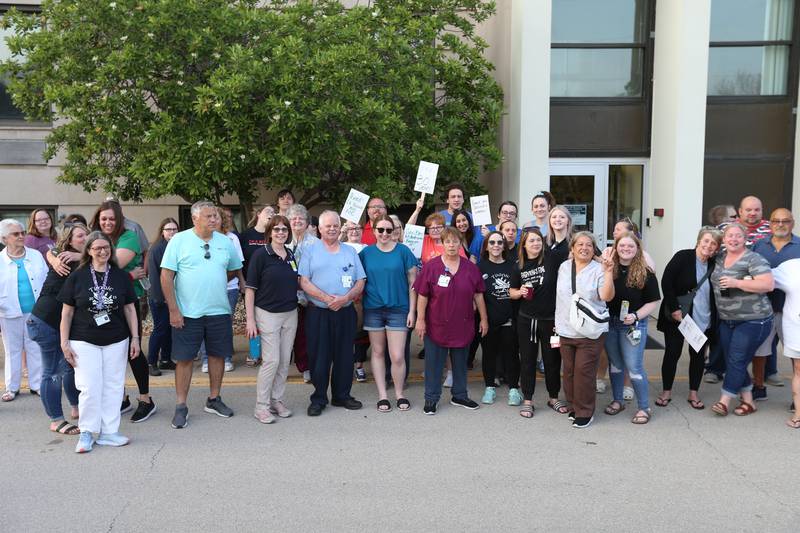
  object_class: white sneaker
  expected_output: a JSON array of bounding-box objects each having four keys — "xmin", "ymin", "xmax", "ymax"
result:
[
  {"xmin": 595, "ymin": 379, "xmax": 607, "ymax": 393},
  {"xmin": 224, "ymin": 361, "xmax": 234, "ymax": 372},
  {"xmin": 302, "ymin": 370, "xmax": 311, "ymax": 383},
  {"xmin": 443, "ymin": 370, "xmax": 453, "ymax": 388},
  {"xmin": 623, "ymin": 386, "xmax": 635, "ymax": 400},
  {"xmin": 202, "ymin": 363, "xmax": 208, "ymax": 373},
  {"xmin": 96, "ymin": 432, "xmax": 130, "ymax": 447}
]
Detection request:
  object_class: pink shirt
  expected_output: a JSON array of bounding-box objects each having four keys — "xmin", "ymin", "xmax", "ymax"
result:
[{"xmin": 413, "ymin": 256, "xmax": 484, "ymax": 348}]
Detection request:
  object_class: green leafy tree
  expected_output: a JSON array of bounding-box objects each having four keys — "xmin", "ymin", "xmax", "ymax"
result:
[{"xmin": 1, "ymin": 0, "xmax": 503, "ymax": 214}]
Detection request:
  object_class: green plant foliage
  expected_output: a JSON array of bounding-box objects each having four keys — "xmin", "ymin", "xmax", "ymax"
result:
[{"xmin": 1, "ymin": 0, "xmax": 503, "ymax": 212}]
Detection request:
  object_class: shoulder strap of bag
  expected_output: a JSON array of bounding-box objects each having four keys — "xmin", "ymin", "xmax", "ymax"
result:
[
  {"xmin": 571, "ymin": 260, "xmax": 577, "ymax": 295},
  {"xmin": 687, "ymin": 264, "xmax": 712, "ymax": 299}
]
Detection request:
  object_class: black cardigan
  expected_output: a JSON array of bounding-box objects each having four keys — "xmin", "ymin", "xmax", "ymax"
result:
[{"xmin": 656, "ymin": 248, "xmax": 717, "ymax": 336}]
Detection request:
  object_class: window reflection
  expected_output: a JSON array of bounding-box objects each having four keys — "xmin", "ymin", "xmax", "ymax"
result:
[
  {"xmin": 607, "ymin": 165, "xmax": 643, "ymax": 245},
  {"xmin": 551, "ymin": 49, "xmax": 643, "ymax": 97},
  {"xmin": 710, "ymin": 0, "xmax": 794, "ymax": 41},
  {"xmin": 552, "ymin": 0, "xmax": 647, "ymax": 44},
  {"xmin": 708, "ymin": 46, "xmax": 789, "ymax": 95}
]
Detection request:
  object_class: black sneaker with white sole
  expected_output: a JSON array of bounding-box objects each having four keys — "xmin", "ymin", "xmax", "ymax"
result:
[
  {"xmin": 120, "ymin": 395, "xmax": 133, "ymax": 414},
  {"xmin": 450, "ymin": 397, "xmax": 479, "ymax": 410},
  {"xmin": 572, "ymin": 416, "xmax": 594, "ymax": 429},
  {"xmin": 423, "ymin": 401, "xmax": 437, "ymax": 415},
  {"xmin": 204, "ymin": 396, "xmax": 234, "ymax": 418},
  {"xmin": 568, "ymin": 411, "xmax": 576, "ymax": 421},
  {"xmin": 131, "ymin": 399, "xmax": 157, "ymax": 423}
]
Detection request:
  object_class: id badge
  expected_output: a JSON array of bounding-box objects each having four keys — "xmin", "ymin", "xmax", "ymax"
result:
[
  {"xmin": 550, "ymin": 335, "xmax": 561, "ymax": 348},
  {"xmin": 437, "ymin": 275, "xmax": 451, "ymax": 288},
  {"xmin": 94, "ymin": 311, "xmax": 111, "ymax": 326},
  {"xmin": 289, "ymin": 260, "xmax": 298, "ymax": 272},
  {"xmin": 341, "ymin": 275, "xmax": 353, "ymax": 288},
  {"xmin": 626, "ymin": 325, "xmax": 642, "ymax": 346}
]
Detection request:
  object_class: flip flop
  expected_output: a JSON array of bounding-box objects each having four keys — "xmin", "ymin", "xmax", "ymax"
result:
[
  {"xmin": 52, "ymin": 421, "xmax": 80, "ymax": 435},
  {"xmin": 687, "ymin": 398, "xmax": 705, "ymax": 410},
  {"xmin": 655, "ymin": 396, "xmax": 671, "ymax": 407},
  {"xmin": 785, "ymin": 417, "xmax": 800, "ymax": 429}
]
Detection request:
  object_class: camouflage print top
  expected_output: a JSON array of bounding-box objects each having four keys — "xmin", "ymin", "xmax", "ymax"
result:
[{"xmin": 711, "ymin": 250, "xmax": 773, "ymax": 321}]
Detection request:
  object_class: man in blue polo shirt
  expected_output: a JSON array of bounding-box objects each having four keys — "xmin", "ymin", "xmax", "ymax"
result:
[
  {"xmin": 299, "ymin": 211, "xmax": 366, "ymax": 416},
  {"xmin": 752, "ymin": 208, "xmax": 800, "ymax": 400},
  {"xmin": 161, "ymin": 201, "xmax": 243, "ymax": 429}
]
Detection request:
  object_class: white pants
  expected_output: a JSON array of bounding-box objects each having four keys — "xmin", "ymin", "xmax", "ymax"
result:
[
  {"xmin": 255, "ymin": 308, "xmax": 297, "ymax": 408},
  {"xmin": 0, "ymin": 314, "xmax": 42, "ymax": 392},
  {"xmin": 72, "ymin": 339, "xmax": 129, "ymax": 434}
]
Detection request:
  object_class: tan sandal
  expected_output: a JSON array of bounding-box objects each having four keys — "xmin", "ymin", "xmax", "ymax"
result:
[{"xmin": 631, "ymin": 409, "xmax": 651, "ymax": 424}]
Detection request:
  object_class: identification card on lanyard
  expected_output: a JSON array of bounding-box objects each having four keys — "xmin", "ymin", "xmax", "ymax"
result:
[
  {"xmin": 90, "ymin": 265, "xmax": 112, "ymax": 327},
  {"xmin": 437, "ymin": 267, "xmax": 451, "ymax": 288}
]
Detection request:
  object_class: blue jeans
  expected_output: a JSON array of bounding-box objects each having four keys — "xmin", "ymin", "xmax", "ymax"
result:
[
  {"xmin": 423, "ymin": 337, "xmax": 469, "ymax": 403},
  {"xmin": 147, "ymin": 299, "xmax": 172, "ymax": 365},
  {"xmin": 604, "ymin": 318, "xmax": 650, "ymax": 410},
  {"xmin": 26, "ymin": 315, "xmax": 79, "ymax": 421},
  {"xmin": 718, "ymin": 316, "xmax": 773, "ymax": 398}
]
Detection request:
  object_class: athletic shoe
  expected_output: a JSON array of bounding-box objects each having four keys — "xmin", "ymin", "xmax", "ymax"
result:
[
  {"xmin": 450, "ymin": 397, "xmax": 479, "ymax": 410},
  {"xmin": 355, "ymin": 367, "xmax": 367, "ymax": 382},
  {"xmin": 766, "ymin": 374, "xmax": 784, "ymax": 387},
  {"xmin": 130, "ymin": 399, "xmax": 157, "ymax": 423},
  {"xmin": 302, "ymin": 370, "xmax": 311, "ymax": 383},
  {"xmin": 704, "ymin": 373, "xmax": 721, "ymax": 384},
  {"xmin": 623, "ymin": 386, "xmax": 634, "ymax": 401},
  {"xmin": 595, "ymin": 379, "xmax": 607, "ymax": 394},
  {"xmin": 752, "ymin": 386, "xmax": 767, "ymax": 402},
  {"xmin": 508, "ymin": 388, "xmax": 523, "ymax": 406},
  {"xmin": 443, "ymin": 370, "xmax": 453, "ymax": 388},
  {"xmin": 537, "ymin": 359, "xmax": 545, "ymax": 374},
  {"xmin": 224, "ymin": 361, "xmax": 234, "ymax": 372},
  {"xmin": 423, "ymin": 401, "xmax": 437, "ymax": 415},
  {"xmin": 120, "ymin": 395, "xmax": 133, "ymax": 414},
  {"xmin": 201, "ymin": 363, "xmax": 208, "ymax": 373},
  {"xmin": 148, "ymin": 365, "xmax": 162, "ymax": 377},
  {"xmin": 96, "ymin": 432, "xmax": 130, "ymax": 447},
  {"xmin": 568, "ymin": 411, "xmax": 576, "ymax": 421},
  {"xmin": 158, "ymin": 360, "xmax": 176, "ymax": 371},
  {"xmin": 270, "ymin": 401, "xmax": 292, "ymax": 418},
  {"xmin": 205, "ymin": 396, "xmax": 234, "ymax": 418},
  {"xmin": 171, "ymin": 404, "xmax": 189, "ymax": 429},
  {"xmin": 481, "ymin": 386, "xmax": 496, "ymax": 405},
  {"xmin": 572, "ymin": 416, "xmax": 594, "ymax": 429},
  {"xmin": 75, "ymin": 431, "xmax": 94, "ymax": 453},
  {"xmin": 254, "ymin": 409, "xmax": 275, "ymax": 424}
]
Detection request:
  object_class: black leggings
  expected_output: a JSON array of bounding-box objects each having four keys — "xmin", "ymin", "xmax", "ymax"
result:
[
  {"xmin": 129, "ymin": 299, "xmax": 149, "ymax": 396},
  {"xmin": 518, "ymin": 316, "xmax": 561, "ymax": 401},
  {"xmin": 661, "ymin": 327, "xmax": 706, "ymax": 392},
  {"xmin": 480, "ymin": 325, "xmax": 519, "ymax": 388}
]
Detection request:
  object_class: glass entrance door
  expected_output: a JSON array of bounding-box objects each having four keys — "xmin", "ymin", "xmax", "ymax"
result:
[{"xmin": 549, "ymin": 162, "xmax": 607, "ymax": 244}]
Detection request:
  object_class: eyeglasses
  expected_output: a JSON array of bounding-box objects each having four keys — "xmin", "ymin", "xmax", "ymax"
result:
[
  {"xmin": 272, "ymin": 226, "xmax": 289, "ymax": 233},
  {"xmin": 368, "ymin": 205, "xmax": 386, "ymax": 210},
  {"xmin": 8, "ymin": 231, "xmax": 26, "ymax": 237},
  {"xmin": 91, "ymin": 245, "xmax": 110, "ymax": 253},
  {"xmin": 500, "ymin": 210, "xmax": 517, "ymax": 217},
  {"xmin": 375, "ymin": 227, "xmax": 393, "ymax": 234},
  {"xmin": 163, "ymin": 227, "xmax": 179, "ymax": 232},
  {"xmin": 348, "ymin": 227, "xmax": 362, "ymax": 232},
  {"xmin": 770, "ymin": 219, "xmax": 793, "ymax": 225},
  {"xmin": 428, "ymin": 226, "xmax": 444, "ymax": 232},
  {"xmin": 34, "ymin": 218, "xmax": 51, "ymax": 223},
  {"xmin": 487, "ymin": 240, "xmax": 504, "ymax": 246},
  {"xmin": 203, "ymin": 243, "xmax": 211, "ymax": 259}
]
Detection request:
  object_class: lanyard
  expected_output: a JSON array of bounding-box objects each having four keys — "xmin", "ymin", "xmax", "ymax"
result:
[{"xmin": 89, "ymin": 265, "xmax": 111, "ymax": 312}]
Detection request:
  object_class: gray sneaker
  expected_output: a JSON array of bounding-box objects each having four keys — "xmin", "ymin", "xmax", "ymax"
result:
[
  {"xmin": 204, "ymin": 396, "xmax": 234, "ymax": 418},
  {"xmin": 704, "ymin": 373, "xmax": 721, "ymax": 384},
  {"xmin": 766, "ymin": 374, "xmax": 784, "ymax": 387},
  {"xmin": 171, "ymin": 404, "xmax": 189, "ymax": 429}
]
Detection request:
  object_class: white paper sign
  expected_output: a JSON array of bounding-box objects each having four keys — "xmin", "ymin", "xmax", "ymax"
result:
[
  {"xmin": 414, "ymin": 161, "xmax": 439, "ymax": 195},
  {"xmin": 678, "ymin": 314, "xmax": 709, "ymax": 353},
  {"xmin": 470, "ymin": 195, "xmax": 492, "ymax": 226},
  {"xmin": 403, "ymin": 224, "xmax": 425, "ymax": 258},
  {"xmin": 564, "ymin": 204, "xmax": 588, "ymax": 226},
  {"xmin": 340, "ymin": 188, "xmax": 370, "ymax": 223}
]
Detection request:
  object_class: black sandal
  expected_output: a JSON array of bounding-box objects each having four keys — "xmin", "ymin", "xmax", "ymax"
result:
[
  {"xmin": 377, "ymin": 399, "xmax": 392, "ymax": 413},
  {"xmin": 52, "ymin": 421, "xmax": 80, "ymax": 435},
  {"xmin": 396, "ymin": 398, "xmax": 411, "ymax": 411}
]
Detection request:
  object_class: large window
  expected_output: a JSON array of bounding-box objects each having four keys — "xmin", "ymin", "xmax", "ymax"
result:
[
  {"xmin": 708, "ymin": 0, "xmax": 795, "ymax": 96},
  {"xmin": 551, "ymin": 0, "xmax": 650, "ymax": 98},
  {"xmin": 0, "ymin": 25, "xmax": 25, "ymax": 120}
]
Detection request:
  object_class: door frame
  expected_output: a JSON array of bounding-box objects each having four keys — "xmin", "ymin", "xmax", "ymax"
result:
[{"xmin": 549, "ymin": 158, "xmax": 650, "ymax": 247}]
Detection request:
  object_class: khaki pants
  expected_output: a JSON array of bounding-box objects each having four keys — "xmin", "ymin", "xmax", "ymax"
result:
[
  {"xmin": 255, "ymin": 308, "xmax": 298, "ymax": 409},
  {"xmin": 560, "ymin": 335, "xmax": 605, "ymax": 419}
]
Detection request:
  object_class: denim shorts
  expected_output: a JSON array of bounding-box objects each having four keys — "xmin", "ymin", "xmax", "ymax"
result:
[
  {"xmin": 363, "ymin": 307, "xmax": 408, "ymax": 332},
  {"xmin": 172, "ymin": 314, "xmax": 233, "ymax": 361}
]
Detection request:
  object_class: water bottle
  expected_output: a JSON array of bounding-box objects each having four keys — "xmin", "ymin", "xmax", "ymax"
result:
[{"xmin": 249, "ymin": 336, "xmax": 261, "ymax": 358}]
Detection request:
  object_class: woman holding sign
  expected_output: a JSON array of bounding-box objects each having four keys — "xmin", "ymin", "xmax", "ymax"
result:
[
  {"xmin": 655, "ymin": 227, "xmax": 722, "ymax": 410},
  {"xmin": 359, "ymin": 216, "xmax": 418, "ymax": 412}
]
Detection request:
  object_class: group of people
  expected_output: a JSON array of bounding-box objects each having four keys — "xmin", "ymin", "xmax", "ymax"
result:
[{"xmin": 1, "ymin": 186, "xmax": 799, "ymax": 454}]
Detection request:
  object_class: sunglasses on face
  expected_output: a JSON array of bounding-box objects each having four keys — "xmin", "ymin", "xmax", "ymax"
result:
[
  {"xmin": 488, "ymin": 240, "xmax": 504, "ymax": 246},
  {"xmin": 375, "ymin": 227, "xmax": 393, "ymax": 234}
]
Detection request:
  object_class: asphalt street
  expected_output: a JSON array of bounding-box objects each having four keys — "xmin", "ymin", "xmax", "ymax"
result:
[{"xmin": 1, "ymin": 357, "xmax": 798, "ymax": 532}]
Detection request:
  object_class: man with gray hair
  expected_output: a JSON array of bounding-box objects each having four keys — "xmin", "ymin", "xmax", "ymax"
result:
[
  {"xmin": 299, "ymin": 210, "xmax": 366, "ymax": 416},
  {"xmin": 160, "ymin": 201, "xmax": 243, "ymax": 428}
]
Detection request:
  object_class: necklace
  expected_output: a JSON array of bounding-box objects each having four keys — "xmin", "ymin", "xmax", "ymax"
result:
[{"xmin": 6, "ymin": 249, "xmax": 25, "ymax": 259}]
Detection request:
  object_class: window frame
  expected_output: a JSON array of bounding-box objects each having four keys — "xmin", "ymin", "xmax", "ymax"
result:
[
  {"xmin": 550, "ymin": 0, "xmax": 656, "ymax": 103},
  {"xmin": 0, "ymin": 3, "xmax": 46, "ymax": 124},
  {"xmin": 707, "ymin": 0, "xmax": 800, "ymax": 101}
]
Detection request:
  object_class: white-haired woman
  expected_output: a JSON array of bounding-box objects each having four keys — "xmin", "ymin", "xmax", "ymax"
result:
[{"xmin": 0, "ymin": 219, "xmax": 48, "ymax": 401}]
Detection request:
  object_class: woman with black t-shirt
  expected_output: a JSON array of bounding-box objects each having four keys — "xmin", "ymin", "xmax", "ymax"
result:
[
  {"xmin": 479, "ymin": 230, "xmax": 523, "ymax": 407},
  {"xmin": 27, "ymin": 223, "xmax": 88, "ymax": 435},
  {"xmin": 516, "ymin": 228, "xmax": 571, "ymax": 418},
  {"xmin": 603, "ymin": 232, "xmax": 661, "ymax": 425},
  {"xmin": 58, "ymin": 232, "xmax": 139, "ymax": 454}
]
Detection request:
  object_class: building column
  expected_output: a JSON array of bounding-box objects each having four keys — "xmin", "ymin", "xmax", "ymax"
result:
[
  {"xmin": 507, "ymin": 0, "xmax": 551, "ymax": 218},
  {"xmin": 792, "ymin": 71, "xmax": 800, "ymax": 212},
  {"xmin": 648, "ymin": 0, "xmax": 711, "ymax": 272}
]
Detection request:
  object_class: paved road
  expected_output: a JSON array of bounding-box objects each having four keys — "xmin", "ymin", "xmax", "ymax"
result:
[{"xmin": 1, "ymin": 367, "xmax": 798, "ymax": 532}]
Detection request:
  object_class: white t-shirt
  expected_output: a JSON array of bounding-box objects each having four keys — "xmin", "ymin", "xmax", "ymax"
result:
[
  {"xmin": 772, "ymin": 258, "xmax": 800, "ymax": 356},
  {"xmin": 226, "ymin": 232, "xmax": 245, "ymax": 290}
]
